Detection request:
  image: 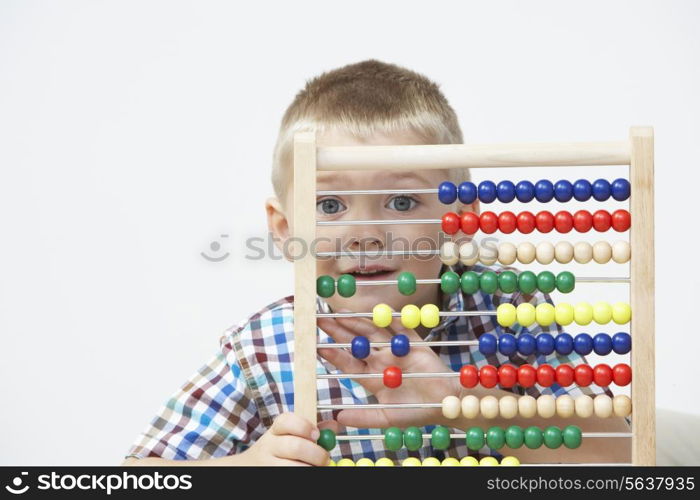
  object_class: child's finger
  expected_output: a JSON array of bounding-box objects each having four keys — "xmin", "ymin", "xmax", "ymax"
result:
[
  {"xmin": 335, "ymin": 408, "xmax": 390, "ymax": 429},
  {"xmin": 334, "ymin": 314, "xmax": 393, "ymax": 344},
  {"xmin": 317, "ymin": 317, "xmax": 357, "ymax": 345},
  {"xmin": 317, "ymin": 419, "xmax": 341, "ymax": 435},
  {"xmin": 270, "ymin": 412, "xmax": 319, "ymax": 441},
  {"xmin": 317, "ymin": 345, "xmax": 368, "ymax": 375},
  {"xmin": 275, "ymin": 435, "xmax": 331, "ymax": 467}
]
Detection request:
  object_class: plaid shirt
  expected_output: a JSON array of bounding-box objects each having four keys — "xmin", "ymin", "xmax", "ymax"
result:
[{"xmin": 125, "ymin": 262, "xmax": 607, "ymax": 462}]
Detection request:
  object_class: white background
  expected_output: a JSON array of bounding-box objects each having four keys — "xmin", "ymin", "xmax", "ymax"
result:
[{"xmin": 1, "ymin": 0, "xmax": 698, "ymax": 465}]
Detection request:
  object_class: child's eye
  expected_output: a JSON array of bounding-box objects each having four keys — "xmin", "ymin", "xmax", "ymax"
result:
[
  {"xmin": 317, "ymin": 198, "xmax": 346, "ymax": 215},
  {"xmin": 386, "ymin": 195, "xmax": 418, "ymax": 212}
]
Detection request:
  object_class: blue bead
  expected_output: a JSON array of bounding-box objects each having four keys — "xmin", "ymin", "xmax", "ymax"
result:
[
  {"xmin": 351, "ymin": 336, "xmax": 370, "ymax": 359},
  {"xmin": 478, "ymin": 180, "xmax": 497, "ymax": 203},
  {"xmin": 496, "ymin": 180, "xmax": 516, "ymax": 203},
  {"xmin": 438, "ymin": 181, "xmax": 457, "ymax": 204},
  {"xmin": 554, "ymin": 333, "xmax": 574, "ymax": 355},
  {"xmin": 479, "ymin": 333, "xmax": 498, "ymax": 355},
  {"xmin": 611, "ymin": 332, "xmax": 632, "ymax": 354},
  {"xmin": 591, "ymin": 179, "xmax": 611, "ymax": 201},
  {"xmin": 517, "ymin": 333, "xmax": 537, "ymax": 356},
  {"xmin": 593, "ymin": 333, "xmax": 613, "ymax": 355},
  {"xmin": 534, "ymin": 180, "xmax": 554, "ymax": 202},
  {"xmin": 391, "ymin": 334, "xmax": 410, "ymax": 357},
  {"xmin": 458, "ymin": 181, "xmax": 478, "ymax": 204},
  {"xmin": 515, "ymin": 181, "xmax": 535, "ymax": 202},
  {"xmin": 553, "ymin": 180, "xmax": 573, "ymax": 202},
  {"xmin": 498, "ymin": 334, "xmax": 518, "ymax": 356},
  {"xmin": 573, "ymin": 179, "xmax": 592, "ymax": 201},
  {"xmin": 611, "ymin": 178, "xmax": 631, "ymax": 201},
  {"xmin": 536, "ymin": 333, "xmax": 555, "ymax": 355},
  {"xmin": 573, "ymin": 333, "xmax": 593, "ymax": 355}
]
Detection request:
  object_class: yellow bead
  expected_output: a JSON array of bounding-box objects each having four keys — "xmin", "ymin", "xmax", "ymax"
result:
[
  {"xmin": 592, "ymin": 301, "xmax": 613, "ymax": 324},
  {"xmin": 420, "ymin": 303, "xmax": 440, "ymax": 328},
  {"xmin": 327, "ymin": 459, "xmax": 337, "ymax": 466},
  {"xmin": 442, "ymin": 457, "xmax": 461, "ymax": 466},
  {"xmin": 401, "ymin": 304, "xmax": 421, "ymax": 329},
  {"xmin": 375, "ymin": 457, "xmax": 394, "ymax": 467},
  {"xmin": 496, "ymin": 303, "xmax": 517, "ymax": 327},
  {"xmin": 516, "ymin": 303, "xmax": 536, "ymax": 327},
  {"xmin": 535, "ymin": 303, "xmax": 555, "ymax": 326},
  {"xmin": 402, "ymin": 457, "xmax": 422, "ymax": 467},
  {"xmin": 554, "ymin": 303, "xmax": 574, "ymax": 326},
  {"xmin": 479, "ymin": 456, "xmax": 500, "ymax": 466},
  {"xmin": 500, "ymin": 456, "xmax": 521, "ymax": 466},
  {"xmin": 372, "ymin": 303, "xmax": 393, "ymax": 328},
  {"xmin": 356, "ymin": 458, "xmax": 375, "ymax": 466},
  {"xmin": 422, "ymin": 457, "xmax": 441, "ymax": 466},
  {"xmin": 460, "ymin": 456, "xmax": 479, "ymax": 466},
  {"xmin": 612, "ymin": 302, "xmax": 631, "ymax": 324},
  {"xmin": 337, "ymin": 458, "xmax": 355, "ymax": 467},
  {"xmin": 574, "ymin": 302, "xmax": 593, "ymax": 325}
]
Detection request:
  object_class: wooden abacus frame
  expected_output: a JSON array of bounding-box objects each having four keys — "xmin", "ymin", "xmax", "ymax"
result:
[{"xmin": 292, "ymin": 127, "xmax": 655, "ymax": 465}]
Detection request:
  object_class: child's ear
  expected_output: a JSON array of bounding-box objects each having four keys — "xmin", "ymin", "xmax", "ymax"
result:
[{"xmin": 265, "ymin": 197, "xmax": 292, "ymax": 262}]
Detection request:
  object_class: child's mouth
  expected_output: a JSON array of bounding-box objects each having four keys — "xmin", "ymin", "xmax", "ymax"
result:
[{"xmin": 348, "ymin": 269, "xmax": 396, "ymax": 281}]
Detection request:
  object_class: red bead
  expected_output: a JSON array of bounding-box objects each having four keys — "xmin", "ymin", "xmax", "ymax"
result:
[
  {"xmin": 573, "ymin": 210, "xmax": 593, "ymax": 233},
  {"xmin": 536, "ymin": 364, "xmax": 556, "ymax": 387},
  {"xmin": 517, "ymin": 364, "xmax": 537, "ymax": 387},
  {"xmin": 441, "ymin": 212, "xmax": 461, "ymax": 235},
  {"xmin": 480, "ymin": 211, "xmax": 499, "ymax": 234},
  {"xmin": 497, "ymin": 364, "xmax": 518, "ymax": 388},
  {"xmin": 460, "ymin": 212, "xmax": 480, "ymax": 234},
  {"xmin": 612, "ymin": 363, "xmax": 632, "ymax": 386},
  {"xmin": 517, "ymin": 211, "xmax": 536, "ymax": 234},
  {"xmin": 383, "ymin": 366, "xmax": 402, "ymax": 388},
  {"xmin": 498, "ymin": 211, "xmax": 517, "ymax": 234},
  {"xmin": 555, "ymin": 364, "xmax": 575, "ymax": 387},
  {"xmin": 611, "ymin": 209, "xmax": 631, "ymax": 232},
  {"xmin": 592, "ymin": 210, "xmax": 612, "ymax": 232},
  {"xmin": 479, "ymin": 365, "xmax": 499, "ymax": 388},
  {"xmin": 459, "ymin": 365, "xmax": 478, "ymax": 388},
  {"xmin": 593, "ymin": 363, "xmax": 613, "ymax": 387},
  {"xmin": 554, "ymin": 211, "xmax": 573, "ymax": 233},
  {"xmin": 535, "ymin": 211, "xmax": 554, "ymax": 233},
  {"xmin": 574, "ymin": 364, "xmax": 593, "ymax": 386}
]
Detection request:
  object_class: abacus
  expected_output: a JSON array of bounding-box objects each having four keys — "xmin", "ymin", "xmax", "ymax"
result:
[{"xmin": 292, "ymin": 127, "xmax": 654, "ymax": 466}]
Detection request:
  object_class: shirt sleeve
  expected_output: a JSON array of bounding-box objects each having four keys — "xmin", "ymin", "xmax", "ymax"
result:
[{"xmin": 124, "ymin": 342, "xmax": 263, "ymax": 460}]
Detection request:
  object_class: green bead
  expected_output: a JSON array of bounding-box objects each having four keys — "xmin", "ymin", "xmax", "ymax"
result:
[
  {"xmin": 460, "ymin": 271, "xmax": 480, "ymax": 294},
  {"xmin": 524, "ymin": 426, "xmax": 543, "ymax": 449},
  {"xmin": 316, "ymin": 275, "xmax": 335, "ymax": 298},
  {"xmin": 518, "ymin": 271, "xmax": 538, "ymax": 295},
  {"xmin": 431, "ymin": 426, "xmax": 451, "ymax": 450},
  {"xmin": 498, "ymin": 271, "xmax": 518, "ymax": 294},
  {"xmin": 556, "ymin": 271, "xmax": 576, "ymax": 294},
  {"xmin": 562, "ymin": 425, "xmax": 582, "ymax": 449},
  {"xmin": 537, "ymin": 271, "xmax": 556, "ymax": 294},
  {"xmin": 317, "ymin": 429, "xmax": 336, "ymax": 451},
  {"xmin": 384, "ymin": 427, "xmax": 404, "ymax": 451},
  {"xmin": 336, "ymin": 274, "xmax": 356, "ymax": 298},
  {"xmin": 441, "ymin": 271, "xmax": 461, "ymax": 294},
  {"xmin": 543, "ymin": 426, "xmax": 563, "ymax": 449},
  {"xmin": 485, "ymin": 426, "xmax": 506, "ymax": 450},
  {"xmin": 480, "ymin": 271, "xmax": 499, "ymax": 294},
  {"xmin": 404, "ymin": 426, "xmax": 423, "ymax": 451},
  {"xmin": 397, "ymin": 272, "xmax": 417, "ymax": 296},
  {"xmin": 466, "ymin": 426, "xmax": 485, "ymax": 450},
  {"xmin": 504, "ymin": 425, "xmax": 524, "ymax": 449}
]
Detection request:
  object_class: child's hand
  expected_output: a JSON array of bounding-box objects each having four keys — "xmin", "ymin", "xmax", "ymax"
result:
[{"xmin": 317, "ymin": 310, "xmax": 460, "ymax": 430}]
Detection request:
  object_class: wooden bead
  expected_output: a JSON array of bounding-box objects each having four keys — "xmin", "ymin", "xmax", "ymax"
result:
[
  {"xmin": 536, "ymin": 242, "xmax": 555, "ymax": 264},
  {"xmin": 499, "ymin": 395, "xmax": 519, "ymax": 419},
  {"xmin": 575, "ymin": 395, "xmax": 594, "ymax": 418},
  {"xmin": 480, "ymin": 395, "xmax": 499, "ymax": 419},
  {"xmin": 498, "ymin": 242, "xmax": 517, "ymax": 265},
  {"xmin": 554, "ymin": 241, "xmax": 574, "ymax": 263},
  {"xmin": 442, "ymin": 395, "xmax": 461, "ymax": 419},
  {"xmin": 592, "ymin": 241, "xmax": 612, "ymax": 264},
  {"xmin": 440, "ymin": 242, "xmax": 459, "ymax": 266},
  {"xmin": 459, "ymin": 240, "xmax": 479, "ymax": 266},
  {"xmin": 613, "ymin": 395, "xmax": 632, "ymax": 417},
  {"xmin": 517, "ymin": 242, "xmax": 536, "ymax": 264},
  {"xmin": 537, "ymin": 395, "xmax": 556, "ymax": 418},
  {"xmin": 479, "ymin": 243, "xmax": 498, "ymax": 265},
  {"xmin": 556, "ymin": 394, "xmax": 575, "ymax": 418},
  {"xmin": 461, "ymin": 395, "xmax": 480, "ymax": 418},
  {"xmin": 573, "ymin": 242, "xmax": 593, "ymax": 263},
  {"xmin": 612, "ymin": 240, "xmax": 631, "ymax": 263},
  {"xmin": 594, "ymin": 394, "xmax": 613, "ymax": 418},
  {"xmin": 518, "ymin": 395, "xmax": 537, "ymax": 418}
]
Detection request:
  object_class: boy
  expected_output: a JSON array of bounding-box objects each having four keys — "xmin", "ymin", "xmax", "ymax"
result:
[{"xmin": 123, "ymin": 59, "xmax": 630, "ymax": 466}]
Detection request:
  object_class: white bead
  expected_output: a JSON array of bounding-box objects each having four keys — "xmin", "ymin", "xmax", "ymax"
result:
[
  {"xmin": 517, "ymin": 242, "xmax": 536, "ymax": 264},
  {"xmin": 498, "ymin": 242, "xmax": 517, "ymax": 265},
  {"xmin": 593, "ymin": 394, "xmax": 613, "ymax": 418},
  {"xmin": 536, "ymin": 394, "xmax": 556, "ymax": 418},
  {"xmin": 575, "ymin": 395, "xmax": 594, "ymax": 418},
  {"xmin": 461, "ymin": 395, "xmax": 480, "ymax": 419},
  {"xmin": 518, "ymin": 395, "xmax": 537, "ymax": 418},
  {"xmin": 555, "ymin": 394, "xmax": 575, "ymax": 418},
  {"xmin": 573, "ymin": 242, "xmax": 593, "ymax": 264},
  {"xmin": 592, "ymin": 241, "xmax": 612, "ymax": 264},
  {"xmin": 536, "ymin": 242, "xmax": 555, "ymax": 264},
  {"xmin": 480, "ymin": 395, "xmax": 499, "ymax": 419},
  {"xmin": 479, "ymin": 242, "xmax": 498, "ymax": 266},
  {"xmin": 459, "ymin": 240, "xmax": 479, "ymax": 266},
  {"xmin": 441, "ymin": 395, "xmax": 461, "ymax": 419},
  {"xmin": 440, "ymin": 242, "xmax": 459, "ymax": 266},
  {"xmin": 554, "ymin": 241, "xmax": 574, "ymax": 263},
  {"xmin": 612, "ymin": 240, "xmax": 631, "ymax": 263},
  {"xmin": 499, "ymin": 395, "xmax": 518, "ymax": 419},
  {"xmin": 613, "ymin": 395, "xmax": 632, "ymax": 417}
]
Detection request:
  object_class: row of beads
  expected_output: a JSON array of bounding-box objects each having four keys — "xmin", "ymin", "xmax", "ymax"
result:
[
  {"xmin": 440, "ymin": 240, "xmax": 631, "ymax": 266},
  {"xmin": 440, "ymin": 270, "xmax": 575, "ymax": 295},
  {"xmin": 495, "ymin": 301, "xmax": 631, "ymax": 328},
  {"xmin": 441, "ymin": 394, "xmax": 632, "ymax": 420},
  {"xmin": 328, "ymin": 456, "xmax": 520, "ymax": 466},
  {"xmin": 442, "ymin": 209, "xmax": 631, "ymax": 235},
  {"xmin": 438, "ymin": 179, "xmax": 631, "ymax": 204}
]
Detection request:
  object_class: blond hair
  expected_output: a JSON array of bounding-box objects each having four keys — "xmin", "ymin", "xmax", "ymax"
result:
[{"xmin": 271, "ymin": 59, "xmax": 469, "ymax": 204}]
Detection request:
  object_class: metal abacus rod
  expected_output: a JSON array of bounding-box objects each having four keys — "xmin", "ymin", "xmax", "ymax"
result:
[
  {"xmin": 333, "ymin": 277, "xmax": 630, "ymax": 286},
  {"xmin": 330, "ymin": 433, "xmax": 633, "ymax": 440}
]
